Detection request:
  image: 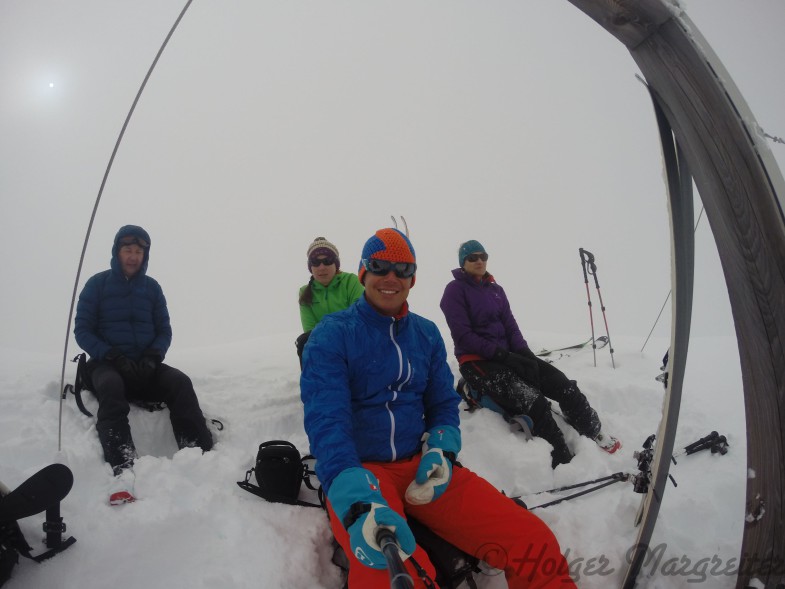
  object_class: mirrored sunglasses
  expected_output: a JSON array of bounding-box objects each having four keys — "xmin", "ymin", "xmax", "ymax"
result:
[
  {"xmin": 465, "ymin": 253, "xmax": 488, "ymax": 263},
  {"xmin": 310, "ymin": 256, "xmax": 336, "ymax": 267},
  {"xmin": 362, "ymin": 258, "xmax": 417, "ymax": 279},
  {"xmin": 119, "ymin": 235, "xmax": 149, "ymax": 249}
]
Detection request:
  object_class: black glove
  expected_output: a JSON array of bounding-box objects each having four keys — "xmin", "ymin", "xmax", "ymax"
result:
[
  {"xmin": 104, "ymin": 347, "xmax": 123, "ymax": 362},
  {"xmin": 494, "ymin": 347, "xmax": 539, "ymax": 384},
  {"xmin": 492, "ymin": 347, "xmax": 510, "ymax": 363},
  {"xmin": 517, "ymin": 347, "xmax": 541, "ymax": 383},
  {"xmin": 517, "ymin": 347, "xmax": 539, "ymax": 362},
  {"xmin": 112, "ymin": 354, "xmax": 141, "ymax": 383},
  {"xmin": 508, "ymin": 353, "xmax": 539, "ymax": 384},
  {"xmin": 137, "ymin": 349, "xmax": 162, "ymax": 383}
]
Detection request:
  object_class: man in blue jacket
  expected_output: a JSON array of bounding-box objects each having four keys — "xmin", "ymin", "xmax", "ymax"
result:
[
  {"xmin": 75, "ymin": 225, "xmax": 213, "ymax": 505},
  {"xmin": 301, "ymin": 228, "xmax": 576, "ymax": 589}
]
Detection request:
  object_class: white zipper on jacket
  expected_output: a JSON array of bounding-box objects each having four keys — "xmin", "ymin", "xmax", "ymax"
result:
[{"xmin": 385, "ymin": 319, "xmax": 413, "ymax": 461}]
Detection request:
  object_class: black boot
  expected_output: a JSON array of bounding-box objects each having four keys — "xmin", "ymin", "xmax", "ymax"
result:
[
  {"xmin": 559, "ymin": 381, "xmax": 601, "ymax": 439},
  {"xmin": 97, "ymin": 425, "xmax": 137, "ymax": 476}
]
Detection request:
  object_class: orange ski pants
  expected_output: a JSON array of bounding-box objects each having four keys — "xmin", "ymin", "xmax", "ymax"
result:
[{"xmin": 327, "ymin": 455, "xmax": 577, "ymax": 588}]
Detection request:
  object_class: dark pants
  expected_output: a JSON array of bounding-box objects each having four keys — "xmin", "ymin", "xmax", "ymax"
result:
[
  {"xmin": 90, "ymin": 361, "xmax": 214, "ymax": 475},
  {"xmin": 460, "ymin": 357, "xmax": 600, "ymax": 467},
  {"xmin": 295, "ymin": 331, "xmax": 312, "ymax": 370}
]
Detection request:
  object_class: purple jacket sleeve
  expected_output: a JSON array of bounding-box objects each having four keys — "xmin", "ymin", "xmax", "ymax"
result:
[
  {"xmin": 496, "ymin": 284, "xmax": 528, "ymax": 352},
  {"xmin": 440, "ymin": 280, "xmax": 498, "ymax": 359}
]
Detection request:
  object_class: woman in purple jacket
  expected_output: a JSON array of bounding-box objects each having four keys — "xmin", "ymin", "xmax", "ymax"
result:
[{"xmin": 439, "ymin": 239, "xmax": 619, "ymax": 468}]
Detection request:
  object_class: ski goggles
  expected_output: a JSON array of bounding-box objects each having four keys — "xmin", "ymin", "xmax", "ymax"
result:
[
  {"xmin": 118, "ymin": 235, "xmax": 149, "ymax": 249},
  {"xmin": 309, "ymin": 256, "xmax": 337, "ymax": 267},
  {"xmin": 465, "ymin": 252, "xmax": 488, "ymax": 263},
  {"xmin": 362, "ymin": 258, "xmax": 417, "ymax": 279}
]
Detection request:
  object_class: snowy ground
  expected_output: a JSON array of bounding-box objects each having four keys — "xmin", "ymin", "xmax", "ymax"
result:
[{"xmin": 0, "ymin": 328, "xmax": 745, "ymax": 588}]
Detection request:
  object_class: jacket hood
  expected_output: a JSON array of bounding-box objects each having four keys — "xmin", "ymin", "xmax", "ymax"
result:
[{"xmin": 111, "ymin": 225, "xmax": 151, "ymax": 276}]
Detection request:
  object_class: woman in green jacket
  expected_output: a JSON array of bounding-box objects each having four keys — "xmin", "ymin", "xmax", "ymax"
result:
[{"xmin": 296, "ymin": 237, "xmax": 363, "ymax": 366}]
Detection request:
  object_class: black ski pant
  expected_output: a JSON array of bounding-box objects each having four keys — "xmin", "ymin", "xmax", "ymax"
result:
[
  {"xmin": 535, "ymin": 356, "xmax": 601, "ymax": 439},
  {"xmin": 295, "ymin": 330, "xmax": 312, "ymax": 370},
  {"xmin": 90, "ymin": 362, "xmax": 214, "ymax": 475},
  {"xmin": 459, "ymin": 358, "xmax": 601, "ymax": 468}
]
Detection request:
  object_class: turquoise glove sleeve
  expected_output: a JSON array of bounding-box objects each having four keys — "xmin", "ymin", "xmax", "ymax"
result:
[
  {"xmin": 328, "ymin": 467, "xmax": 416, "ymax": 569},
  {"xmin": 423, "ymin": 425, "xmax": 461, "ymax": 455},
  {"xmin": 405, "ymin": 425, "xmax": 461, "ymax": 505}
]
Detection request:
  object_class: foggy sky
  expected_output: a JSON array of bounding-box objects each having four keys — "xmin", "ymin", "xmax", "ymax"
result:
[{"xmin": 1, "ymin": 0, "xmax": 784, "ymax": 357}]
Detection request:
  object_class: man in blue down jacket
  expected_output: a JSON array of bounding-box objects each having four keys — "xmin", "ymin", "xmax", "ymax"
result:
[
  {"xmin": 75, "ymin": 225, "xmax": 213, "ymax": 505},
  {"xmin": 301, "ymin": 228, "xmax": 576, "ymax": 589}
]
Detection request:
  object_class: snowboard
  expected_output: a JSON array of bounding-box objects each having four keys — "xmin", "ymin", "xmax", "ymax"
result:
[{"xmin": 0, "ymin": 464, "xmax": 74, "ymax": 523}]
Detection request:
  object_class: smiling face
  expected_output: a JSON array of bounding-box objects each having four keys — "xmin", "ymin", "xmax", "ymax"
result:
[{"xmin": 363, "ymin": 269, "xmax": 412, "ymax": 316}]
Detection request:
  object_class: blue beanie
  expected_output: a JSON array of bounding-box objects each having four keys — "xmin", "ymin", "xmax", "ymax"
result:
[{"xmin": 458, "ymin": 240, "xmax": 486, "ymax": 267}]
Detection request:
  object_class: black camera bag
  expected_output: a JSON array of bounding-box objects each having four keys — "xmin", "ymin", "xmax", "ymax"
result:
[{"xmin": 237, "ymin": 441, "xmax": 321, "ymax": 508}]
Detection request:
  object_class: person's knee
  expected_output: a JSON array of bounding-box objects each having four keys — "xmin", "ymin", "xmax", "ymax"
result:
[
  {"xmin": 164, "ymin": 366, "xmax": 192, "ymax": 387},
  {"xmin": 92, "ymin": 365, "xmax": 125, "ymax": 396},
  {"xmin": 525, "ymin": 395, "xmax": 553, "ymax": 426},
  {"xmin": 157, "ymin": 367, "xmax": 196, "ymax": 398},
  {"xmin": 539, "ymin": 372, "xmax": 572, "ymax": 398},
  {"xmin": 93, "ymin": 373, "xmax": 130, "ymax": 418}
]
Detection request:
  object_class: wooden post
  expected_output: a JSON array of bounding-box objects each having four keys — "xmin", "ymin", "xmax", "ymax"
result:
[{"xmin": 568, "ymin": 1, "xmax": 785, "ymax": 587}]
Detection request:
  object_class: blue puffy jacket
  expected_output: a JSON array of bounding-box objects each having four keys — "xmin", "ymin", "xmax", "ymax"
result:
[
  {"xmin": 74, "ymin": 226, "xmax": 172, "ymax": 362},
  {"xmin": 301, "ymin": 295, "xmax": 461, "ymax": 492}
]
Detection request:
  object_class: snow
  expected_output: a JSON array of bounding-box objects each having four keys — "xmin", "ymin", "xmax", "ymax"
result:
[
  {"xmin": 1, "ymin": 0, "xmax": 778, "ymax": 585},
  {"xmin": 0, "ymin": 327, "xmax": 746, "ymax": 588}
]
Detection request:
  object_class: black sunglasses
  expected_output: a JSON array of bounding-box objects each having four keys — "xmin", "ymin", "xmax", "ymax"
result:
[
  {"xmin": 465, "ymin": 253, "xmax": 488, "ymax": 263},
  {"xmin": 362, "ymin": 258, "xmax": 417, "ymax": 279},
  {"xmin": 118, "ymin": 236, "xmax": 149, "ymax": 249},
  {"xmin": 310, "ymin": 256, "xmax": 336, "ymax": 267}
]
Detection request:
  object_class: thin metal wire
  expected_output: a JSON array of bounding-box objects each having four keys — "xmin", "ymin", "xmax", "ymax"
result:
[
  {"xmin": 640, "ymin": 206, "xmax": 705, "ymax": 353},
  {"xmin": 58, "ymin": 0, "xmax": 195, "ymax": 451},
  {"xmin": 762, "ymin": 130, "xmax": 785, "ymax": 145}
]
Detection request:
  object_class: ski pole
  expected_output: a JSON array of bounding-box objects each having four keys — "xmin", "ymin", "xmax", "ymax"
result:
[
  {"xmin": 579, "ymin": 248, "xmax": 598, "ymax": 367},
  {"xmin": 684, "ymin": 431, "xmax": 719, "ymax": 454},
  {"xmin": 580, "ymin": 248, "xmax": 616, "ymax": 368},
  {"xmin": 528, "ymin": 471, "xmax": 628, "ymax": 496},
  {"xmin": 672, "ymin": 432, "xmax": 729, "ymax": 463},
  {"xmin": 527, "ymin": 473, "xmax": 629, "ymax": 510},
  {"xmin": 376, "ymin": 528, "xmax": 414, "ymax": 589}
]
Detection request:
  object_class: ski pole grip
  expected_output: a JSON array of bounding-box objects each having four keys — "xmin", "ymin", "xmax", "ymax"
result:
[
  {"xmin": 579, "ymin": 248, "xmax": 598, "ymax": 276},
  {"xmin": 375, "ymin": 527, "xmax": 414, "ymax": 589},
  {"xmin": 684, "ymin": 431, "xmax": 718, "ymax": 453},
  {"xmin": 579, "ymin": 248, "xmax": 595, "ymax": 264}
]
